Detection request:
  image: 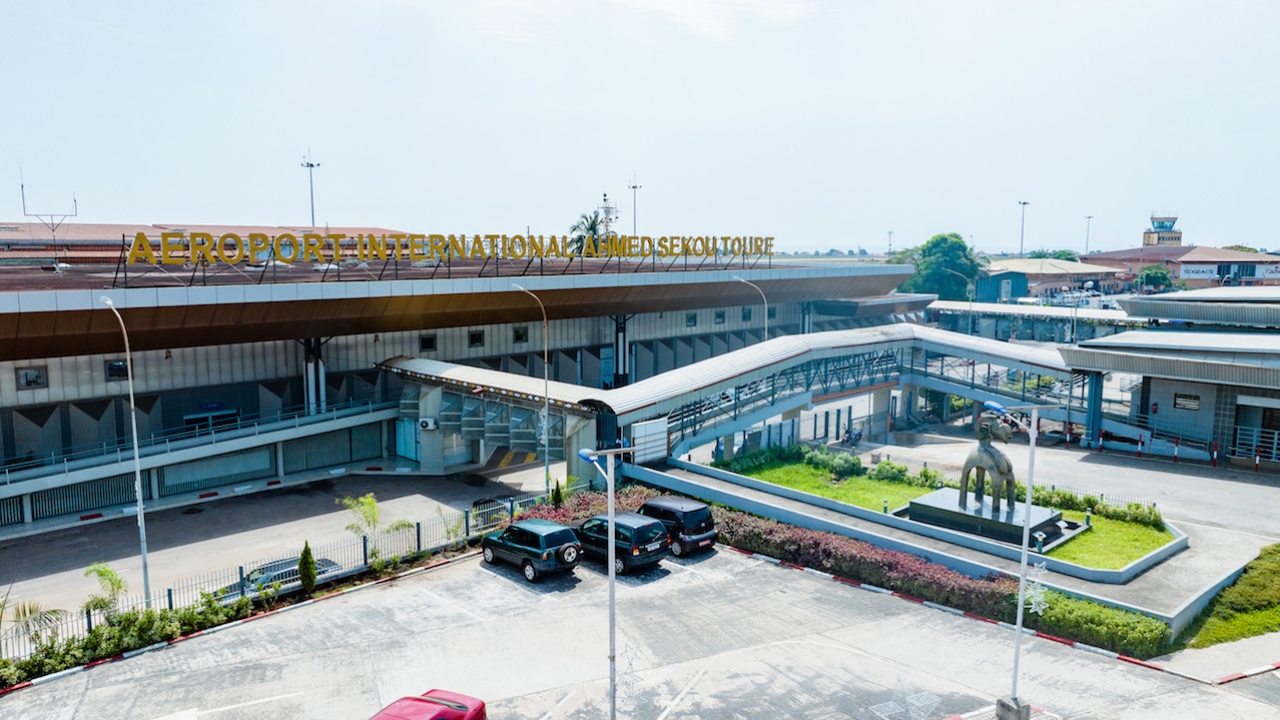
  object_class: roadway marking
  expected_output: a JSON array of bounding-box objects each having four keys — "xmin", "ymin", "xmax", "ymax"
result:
[
  {"xmin": 524, "ymin": 452, "xmax": 537, "ymax": 464},
  {"xmin": 498, "ymin": 451, "xmax": 515, "ymax": 468},
  {"xmin": 536, "ymin": 691, "xmax": 573, "ymax": 720},
  {"xmin": 149, "ymin": 692, "xmax": 304, "ymax": 720},
  {"xmin": 655, "ymin": 666, "xmax": 707, "ymax": 720}
]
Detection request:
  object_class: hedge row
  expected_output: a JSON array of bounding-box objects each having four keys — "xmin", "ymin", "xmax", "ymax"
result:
[
  {"xmin": 711, "ymin": 506, "xmax": 1171, "ymax": 658},
  {"xmin": 520, "ymin": 485, "xmax": 1171, "ymax": 658},
  {"xmin": 724, "ymin": 446, "xmax": 1166, "ymax": 532},
  {"xmin": 1, "ymin": 593, "xmax": 253, "ymax": 689}
]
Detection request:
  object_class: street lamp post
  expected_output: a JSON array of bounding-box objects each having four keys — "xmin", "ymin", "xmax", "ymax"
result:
[
  {"xmin": 1069, "ymin": 280, "xmax": 1094, "ymax": 344},
  {"xmin": 301, "ymin": 150, "xmax": 320, "ymax": 227},
  {"xmin": 577, "ymin": 446, "xmax": 632, "ymax": 720},
  {"xmin": 1018, "ymin": 201, "xmax": 1030, "ymax": 258},
  {"xmin": 944, "ymin": 268, "xmax": 976, "ymax": 335},
  {"xmin": 100, "ymin": 297, "xmax": 152, "ymax": 610},
  {"xmin": 732, "ymin": 276, "xmax": 768, "ymax": 339},
  {"xmin": 513, "ymin": 284, "xmax": 550, "ymax": 496},
  {"xmin": 983, "ymin": 400, "xmax": 1041, "ymax": 719},
  {"xmin": 1084, "ymin": 215, "xmax": 1093, "ymax": 255}
]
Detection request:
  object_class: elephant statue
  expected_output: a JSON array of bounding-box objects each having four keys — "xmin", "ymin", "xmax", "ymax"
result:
[{"xmin": 960, "ymin": 412, "xmax": 1017, "ymax": 512}]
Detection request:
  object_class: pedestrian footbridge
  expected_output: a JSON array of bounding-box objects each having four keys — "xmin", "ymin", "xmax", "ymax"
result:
[{"xmin": 380, "ymin": 324, "xmax": 1134, "ymax": 481}]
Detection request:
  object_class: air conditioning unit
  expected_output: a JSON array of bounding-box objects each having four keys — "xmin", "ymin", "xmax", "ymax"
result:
[{"xmin": 419, "ymin": 417, "xmax": 437, "ymax": 431}]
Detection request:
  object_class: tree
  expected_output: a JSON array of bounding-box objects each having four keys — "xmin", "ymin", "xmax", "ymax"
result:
[
  {"xmin": 1223, "ymin": 244, "xmax": 1259, "ymax": 253},
  {"xmin": 568, "ymin": 211, "xmax": 607, "ymax": 256},
  {"xmin": 298, "ymin": 541, "xmax": 317, "ymax": 597},
  {"xmin": 1139, "ymin": 264, "xmax": 1172, "ymax": 291},
  {"xmin": 552, "ymin": 480, "xmax": 564, "ymax": 508},
  {"xmin": 82, "ymin": 563, "xmax": 127, "ymax": 616},
  {"xmin": 894, "ymin": 233, "xmax": 985, "ymax": 301},
  {"xmin": 337, "ymin": 494, "xmax": 414, "ymax": 564},
  {"xmin": 1, "ymin": 585, "xmax": 67, "ymax": 654},
  {"xmin": 1027, "ymin": 249, "xmax": 1078, "ymax": 262}
]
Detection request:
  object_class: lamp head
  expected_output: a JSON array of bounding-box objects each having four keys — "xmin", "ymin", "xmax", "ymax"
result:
[
  {"xmin": 512, "ymin": 283, "xmax": 526, "ymax": 292},
  {"xmin": 732, "ymin": 275, "xmax": 746, "ymax": 283},
  {"xmin": 577, "ymin": 448, "xmax": 597, "ymax": 462},
  {"xmin": 100, "ymin": 296, "xmax": 114, "ymax": 307},
  {"xmin": 983, "ymin": 400, "xmax": 1008, "ymax": 416}
]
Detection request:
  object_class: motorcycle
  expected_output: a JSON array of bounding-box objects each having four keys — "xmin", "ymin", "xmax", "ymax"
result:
[{"xmin": 844, "ymin": 427, "xmax": 863, "ymax": 447}]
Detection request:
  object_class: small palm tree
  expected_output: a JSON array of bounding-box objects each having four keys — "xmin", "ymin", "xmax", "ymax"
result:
[
  {"xmin": 568, "ymin": 211, "xmax": 603, "ymax": 256},
  {"xmin": 338, "ymin": 494, "xmax": 413, "ymax": 562},
  {"xmin": 82, "ymin": 562, "xmax": 128, "ymax": 617},
  {"xmin": 2, "ymin": 585, "xmax": 68, "ymax": 656}
]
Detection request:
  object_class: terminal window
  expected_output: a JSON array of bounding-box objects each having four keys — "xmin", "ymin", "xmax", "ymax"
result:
[
  {"xmin": 513, "ymin": 326, "xmax": 529, "ymax": 344},
  {"xmin": 767, "ymin": 306, "xmax": 777, "ymax": 319},
  {"xmin": 105, "ymin": 360, "xmax": 130, "ymax": 381},
  {"xmin": 686, "ymin": 313, "xmax": 697, "ymax": 327},
  {"xmin": 420, "ymin": 335, "xmax": 437, "ymax": 352},
  {"xmin": 715, "ymin": 310, "xmax": 725, "ymax": 325},
  {"xmin": 15, "ymin": 366, "xmax": 47, "ymax": 389},
  {"xmin": 742, "ymin": 307, "xmax": 752, "ymax": 322},
  {"xmin": 469, "ymin": 330, "xmax": 485, "ymax": 348},
  {"xmin": 1173, "ymin": 394, "xmax": 1201, "ymax": 411}
]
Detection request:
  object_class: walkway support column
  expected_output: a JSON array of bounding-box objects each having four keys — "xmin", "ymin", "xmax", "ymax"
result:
[
  {"xmin": 870, "ymin": 387, "xmax": 891, "ymax": 440},
  {"xmin": 419, "ymin": 385, "xmax": 445, "ymax": 474},
  {"xmin": 612, "ymin": 315, "xmax": 630, "ymax": 388},
  {"xmin": 800, "ymin": 302, "xmax": 813, "ymax": 334},
  {"xmin": 1085, "ymin": 371, "xmax": 1104, "ymax": 448}
]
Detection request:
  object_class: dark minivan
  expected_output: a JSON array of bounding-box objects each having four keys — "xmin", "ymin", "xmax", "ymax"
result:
[
  {"xmin": 636, "ymin": 496, "xmax": 717, "ymax": 557},
  {"xmin": 576, "ymin": 512, "xmax": 669, "ymax": 575}
]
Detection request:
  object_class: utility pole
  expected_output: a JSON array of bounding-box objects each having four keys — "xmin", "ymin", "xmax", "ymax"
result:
[
  {"xmin": 1018, "ymin": 201, "xmax": 1030, "ymax": 257},
  {"xmin": 887, "ymin": 230, "xmax": 894, "ymax": 255},
  {"xmin": 301, "ymin": 150, "xmax": 320, "ymax": 227},
  {"xmin": 1084, "ymin": 215, "xmax": 1093, "ymax": 255},
  {"xmin": 627, "ymin": 177, "xmax": 641, "ymax": 237}
]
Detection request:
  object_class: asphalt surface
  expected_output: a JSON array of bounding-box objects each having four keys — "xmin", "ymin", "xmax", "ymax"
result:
[{"xmin": 2, "ymin": 549, "xmax": 1276, "ymax": 720}]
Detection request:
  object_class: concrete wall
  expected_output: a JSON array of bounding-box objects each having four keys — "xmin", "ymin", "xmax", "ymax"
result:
[{"xmin": 1148, "ymin": 379, "xmax": 1217, "ymax": 440}]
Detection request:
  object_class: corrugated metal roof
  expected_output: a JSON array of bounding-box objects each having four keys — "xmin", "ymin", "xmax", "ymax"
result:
[
  {"xmin": 1080, "ymin": 330, "xmax": 1280, "ymax": 355},
  {"xmin": 385, "ymin": 325, "xmax": 1070, "ymax": 426},
  {"xmin": 1144, "ymin": 287, "xmax": 1280, "ymax": 303},
  {"xmin": 378, "ymin": 356, "xmax": 600, "ymax": 410},
  {"xmin": 986, "ymin": 259, "xmax": 1123, "ymax": 276},
  {"xmin": 930, "ymin": 300, "xmax": 1134, "ymax": 322}
]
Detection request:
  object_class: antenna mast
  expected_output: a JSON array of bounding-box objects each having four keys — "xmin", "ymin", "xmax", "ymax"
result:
[
  {"xmin": 21, "ymin": 172, "xmax": 78, "ymax": 274},
  {"xmin": 598, "ymin": 193, "xmax": 618, "ymax": 237}
]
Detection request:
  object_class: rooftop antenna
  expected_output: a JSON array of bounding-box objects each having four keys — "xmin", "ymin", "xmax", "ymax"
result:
[
  {"xmin": 21, "ymin": 170, "xmax": 77, "ymax": 274},
  {"xmin": 598, "ymin": 192, "xmax": 618, "ymax": 238},
  {"xmin": 301, "ymin": 150, "xmax": 320, "ymax": 228}
]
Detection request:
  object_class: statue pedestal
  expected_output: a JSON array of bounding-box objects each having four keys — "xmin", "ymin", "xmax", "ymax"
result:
[{"xmin": 908, "ymin": 488, "xmax": 1062, "ymax": 545}]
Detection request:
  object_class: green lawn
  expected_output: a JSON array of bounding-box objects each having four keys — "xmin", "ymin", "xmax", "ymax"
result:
[
  {"xmin": 747, "ymin": 463, "xmax": 932, "ymax": 512},
  {"xmin": 1044, "ymin": 510, "xmax": 1174, "ymax": 570},
  {"xmin": 743, "ymin": 462, "xmax": 1175, "ymax": 571},
  {"xmin": 1175, "ymin": 543, "xmax": 1280, "ymax": 650}
]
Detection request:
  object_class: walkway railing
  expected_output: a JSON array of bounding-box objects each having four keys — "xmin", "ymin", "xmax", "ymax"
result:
[
  {"xmin": 1234, "ymin": 427, "xmax": 1280, "ymax": 462},
  {"xmin": 0, "ymin": 398, "xmax": 398, "ymax": 487}
]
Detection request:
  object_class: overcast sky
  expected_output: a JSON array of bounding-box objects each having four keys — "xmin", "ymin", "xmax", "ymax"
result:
[{"xmin": 4, "ymin": 1, "xmax": 1277, "ymax": 254}]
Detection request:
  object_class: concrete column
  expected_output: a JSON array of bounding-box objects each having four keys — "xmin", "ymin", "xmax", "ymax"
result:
[
  {"xmin": 381, "ymin": 420, "xmax": 389, "ymax": 457},
  {"xmin": 276, "ymin": 442, "xmax": 285, "ymax": 477},
  {"xmin": 720, "ymin": 434, "xmax": 736, "ymax": 460},
  {"xmin": 800, "ymin": 302, "xmax": 813, "ymax": 334},
  {"xmin": 149, "ymin": 468, "xmax": 161, "ymax": 501},
  {"xmin": 565, "ymin": 417, "xmax": 599, "ymax": 486},
  {"xmin": 418, "ymin": 385, "xmax": 446, "ymax": 474},
  {"xmin": 869, "ymin": 387, "xmax": 891, "ymax": 439},
  {"xmin": 781, "ymin": 407, "xmax": 802, "ymax": 421},
  {"xmin": 1085, "ymin": 371, "xmax": 1104, "ymax": 447},
  {"xmin": 21, "ymin": 494, "xmax": 32, "ymax": 524}
]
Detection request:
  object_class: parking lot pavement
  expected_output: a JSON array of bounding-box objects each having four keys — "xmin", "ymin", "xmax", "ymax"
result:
[
  {"xmin": 0, "ymin": 472, "xmax": 530, "ymax": 618},
  {"xmin": 3, "ymin": 548, "xmax": 1278, "ymax": 720}
]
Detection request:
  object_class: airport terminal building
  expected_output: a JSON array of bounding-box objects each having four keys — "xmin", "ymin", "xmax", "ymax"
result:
[{"xmin": 0, "ymin": 223, "xmax": 925, "ymax": 536}]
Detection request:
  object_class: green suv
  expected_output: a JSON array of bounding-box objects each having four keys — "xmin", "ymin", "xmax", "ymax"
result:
[{"xmin": 481, "ymin": 518, "xmax": 582, "ymax": 582}]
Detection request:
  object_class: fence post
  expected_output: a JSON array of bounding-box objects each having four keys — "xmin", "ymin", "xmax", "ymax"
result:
[
  {"xmin": 238, "ymin": 566, "xmax": 246, "ymax": 598},
  {"xmin": 362, "ymin": 535, "xmax": 370, "ymax": 566},
  {"xmin": 464, "ymin": 510, "xmax": 471, "ymax": 537},
  {"xmin": 506, "ymin": 498, "xmax": 515, "ymax": 520},
  {"xmin": 167, "ymin": 588, "xmax": 174, "ymax": 610},
  {"xmin": 86, "ymin": 607, "xmax": 93, "ymax": 633},
  {"xmin": 416, "ymin": 522, "xmax": 422, "ymax": 553}
]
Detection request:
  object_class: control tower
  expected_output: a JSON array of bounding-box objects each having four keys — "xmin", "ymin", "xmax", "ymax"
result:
[{"xmin": 1143, "ymin": 213, "xmax": 1182, "ymax": 246}]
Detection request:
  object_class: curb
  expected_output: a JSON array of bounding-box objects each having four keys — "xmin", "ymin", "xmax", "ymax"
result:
[
  {"xmin": 0, "ymin": 550, "xmax": 483, "ymax": 698},
  {"xmin": 728, "ymin": 544, "xmax": 1221, "ymax": 686}
]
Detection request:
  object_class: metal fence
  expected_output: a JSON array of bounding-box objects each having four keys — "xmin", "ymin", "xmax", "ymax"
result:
[
  {"xmin": 1044, "ymin": 483, "xmax": 1156, "ymax": 510},
  {"xmin": 0, "ymin": 480, "xmax": 589, "ymax": 662}
]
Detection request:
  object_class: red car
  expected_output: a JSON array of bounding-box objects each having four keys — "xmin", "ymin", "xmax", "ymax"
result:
[{"xmin": 370, "ymin": 689, "xmax": 487, "ymax": 720}]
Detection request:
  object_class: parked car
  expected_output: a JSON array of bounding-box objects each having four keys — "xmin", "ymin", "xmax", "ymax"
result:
[
  {"xmin": 575, "ymin": 512, "xmax": 669, "ymax": 575},
  {"xmin": 636, "ymin": 496, "xmax": 718, "ymax": 557},
  {"xmin": 369, "ymin": 689, "xmax": 487, "ymax": 719},
  {"xmin": 215, "ymin": 556, "xmax": 341, "ymax": 599},
  {"xmin": 481, "ymin": 518, "xmax": 581, "ymax": 582}
]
